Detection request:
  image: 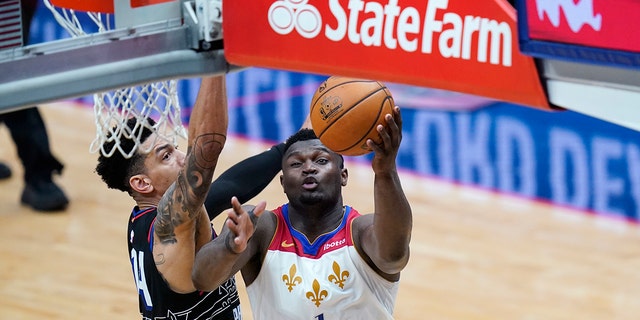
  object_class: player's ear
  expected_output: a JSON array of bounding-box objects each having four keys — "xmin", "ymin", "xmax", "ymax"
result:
[
  {"xmin": 130, "ymin": 174, "xmax": 153, "ymax": 194},
  {"xmin": 341, "ymin": 168, "xmax": 348, "ymax": 186}
]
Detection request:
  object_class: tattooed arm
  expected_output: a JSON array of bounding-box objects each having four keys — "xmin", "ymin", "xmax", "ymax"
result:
[{"xmin": 153, "ymin": 76, "xmax": 228, "ymax": 293}]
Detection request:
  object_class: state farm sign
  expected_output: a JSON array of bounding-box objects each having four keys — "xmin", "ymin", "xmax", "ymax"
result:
[
  {"xmin": 224, "ymin": 0, "xmax": 549, "ymax": 109},
  {"xmin": 269, "ymin": 0, "xmax": 514, "ymax": 66}
]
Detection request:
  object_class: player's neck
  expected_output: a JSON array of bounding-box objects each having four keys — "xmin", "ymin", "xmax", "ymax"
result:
[{"xmin": 289, "ymin": 203, "xmax": 345, "ymax": 243}]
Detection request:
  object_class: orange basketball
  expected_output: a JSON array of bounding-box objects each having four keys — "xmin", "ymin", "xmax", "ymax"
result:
[{"xmin": 310, "ymin": 76, "xmax": 395, "ymax": 156}]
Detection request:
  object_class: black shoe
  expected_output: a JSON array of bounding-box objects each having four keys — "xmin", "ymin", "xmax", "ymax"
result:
[
  {"xmin": 21, "ymin": 179, "xmax": 69, "ymax": 212},
  {"xmin": 0, "ymin": 162, "xmax": 11, "ymax": 180}
]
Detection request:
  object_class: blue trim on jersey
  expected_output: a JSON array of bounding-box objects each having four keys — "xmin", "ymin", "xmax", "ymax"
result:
[
  {"xmin": 149, "ymin": 221, "xmax": 155, "ymax": 252},
  {"xmin": 132, "ymin": 207, "xmax": 157, "ymax": 252},
  {"xmin": 281, "ymin": 204, "xmax": 351, "ymax": 256},
  {"xmin": 131, "ymin": 206, "xmax": 155, "ymax": 221}
]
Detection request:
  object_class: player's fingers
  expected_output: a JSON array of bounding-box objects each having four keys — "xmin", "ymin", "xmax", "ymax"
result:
[
  {"xmin": 225, "ymin": 215, "xmax": 241, "ymax": 236},
  {"xmin": 393, "ymin": 106, "xmax": 403, "ymax": 130},
  {"xmin": 245, "ymin": 200, "xmax": 265, "ymax": 227},
  {"xmin": 386, "ymin": 109, "xmax": 400, "ymax": 133},
  {"xmin": 384, "ymin": 108, "xmax": 402, "ymax": 148},
  {"xmin": 251, "ymin": 201, "xmax": 266, "ymax": 218},
  {"xmin": 367, "ymin": 133, "xmax": 384, "ymax": 154},
  {"xmin": 378, "ymin": 117, "xmax": 393, "ymax": 149},
  {"xmin": 225, "ymin": 207, "xmax": 239, "ymax": 225},
  {"xmin": 230, "ymin": 196, "xmax": 242, "ymax": 216}
]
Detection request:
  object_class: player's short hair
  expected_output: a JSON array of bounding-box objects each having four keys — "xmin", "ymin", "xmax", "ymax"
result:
[
  {"xmin": 284, "ymin": 128, "xmax": 344, "ymax": 168},
  {"xmin": 95, "ymin": 117, "xmax": 155, "ymax": 193}
]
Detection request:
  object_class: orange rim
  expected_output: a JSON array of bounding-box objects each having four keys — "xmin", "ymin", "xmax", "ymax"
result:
[{"xmin": 49, "ymin": 0, "xmax": 114, "ymax": 13}]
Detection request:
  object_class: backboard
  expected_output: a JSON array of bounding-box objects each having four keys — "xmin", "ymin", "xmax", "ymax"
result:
[{"xmin": 0, "ymin": 0, "xmax": 235, "ymax": 114}]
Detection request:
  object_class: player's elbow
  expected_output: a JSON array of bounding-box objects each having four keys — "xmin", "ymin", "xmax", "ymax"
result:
[
  {"xmin": 191, "ymin": 256, "xmax": 220, "ymax": 291},
  {"xmin": 191, "ymin": 267, "xmax": 216, "ymax": 291},
  {"xmin": 377, "ymin": 247, "xmax": 410, "ymax": 275}
]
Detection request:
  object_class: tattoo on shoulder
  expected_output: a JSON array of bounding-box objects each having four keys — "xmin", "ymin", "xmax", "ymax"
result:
[{"xmin": 153, "ymin": 133, "xmax": 225, "ymax": 244}]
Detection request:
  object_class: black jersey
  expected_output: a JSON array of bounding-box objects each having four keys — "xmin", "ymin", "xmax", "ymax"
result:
[{"xmin": 127, "ymin": 207, "xmax": 242, "ymax": 320}]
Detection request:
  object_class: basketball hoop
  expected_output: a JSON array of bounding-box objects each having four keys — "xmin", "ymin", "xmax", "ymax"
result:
[{"xmin": 43, "ymin": 0, "xmax": 187, "ymax": 158}]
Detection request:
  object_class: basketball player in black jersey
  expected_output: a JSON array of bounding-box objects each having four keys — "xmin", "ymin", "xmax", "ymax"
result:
[{"xmin": 95, "ymin": 76, "xmax": 299, "ymax": 319}]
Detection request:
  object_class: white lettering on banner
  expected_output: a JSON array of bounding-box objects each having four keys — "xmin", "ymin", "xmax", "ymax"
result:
[
  {"xmin": 547, "ymin": 129, "xmax": 590, "ymax": 208},
  {"xmin": 592, "ymin": 137, "xmax": 624, "ymax": 215},
  {"xmin": 269, "ymin": 0, "xmax": 512, "ymax": 66},
  {"xmin": 409, "ymin": 111, "xmax": 639, "ymax": 217},
  {"xmin": 549, "ymin": 131, "xmax": 636, "ymax": 215},
  {"xmin": 627, "ymin": 145, "xmax": 640, "ymax": 214},
  {"xmin": 496, "ymin": 117, "xmax": 536, "ymax": 196},
  {"xmin": 456, "ymin": 113, "xmax": 494, "ymax": 188},
  {"xmin": 413, "ymin": 112, "xmax": 455, "ymax": 180},
  {"xmin": 536, "ymin": 0, "xmax": 602, "ymax": 33}
]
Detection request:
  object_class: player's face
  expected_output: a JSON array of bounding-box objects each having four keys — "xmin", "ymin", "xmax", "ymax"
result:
[
  {"xmin": 281, "ymin": 139, "xmax": 347, "ymax": 205},
  {"xmin": 141, "ymin": 133, "xmax": 186, "ymax": 194}
]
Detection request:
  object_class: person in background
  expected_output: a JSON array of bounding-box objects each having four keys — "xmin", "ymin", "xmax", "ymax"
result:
[{"xmin": 0, "ymin": 0, "xmax": 68, "ymax": 211}]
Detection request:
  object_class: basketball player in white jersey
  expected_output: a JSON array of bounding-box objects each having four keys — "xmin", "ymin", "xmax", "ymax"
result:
[{"xmin": 193, "ymin": 106, "xmax": 412, "ymax": 319}]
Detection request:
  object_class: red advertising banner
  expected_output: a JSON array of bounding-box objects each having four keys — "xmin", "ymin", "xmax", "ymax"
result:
[
  {"xmin": 526, "ymin": 0, "xmax": 640, "ymax": 53},
  {"xmin": 223, "ymin": 0, "xmax": 550, "ymax": 110}
]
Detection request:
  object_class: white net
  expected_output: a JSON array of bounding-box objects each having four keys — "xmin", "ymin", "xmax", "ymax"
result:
[
  {"xmin": 43, "ymin": 0, "xmax": 187, "ymax": 158},
  {"xmin": 90, "ymin": 81, "xmax": 187, "ymax": 158}
]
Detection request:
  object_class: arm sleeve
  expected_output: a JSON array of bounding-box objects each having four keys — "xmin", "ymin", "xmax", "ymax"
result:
[{"xmin": 204, "ymin": 142, "xmax": 285, "ymax": 220}]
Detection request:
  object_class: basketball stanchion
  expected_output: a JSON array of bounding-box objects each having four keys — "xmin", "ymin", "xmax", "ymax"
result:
[
  {"xmin": 310, "ymin": 76, "xmax": 395, "ymax": 156},
  {"xmin": 42, "ymin": 0, "xmax": 224, "ymax": 158}
]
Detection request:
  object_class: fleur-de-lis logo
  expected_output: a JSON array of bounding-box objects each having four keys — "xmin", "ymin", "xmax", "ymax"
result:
[
  {"xmin": 327, "ymin": 261, "xmax": 349, "ymax": 289},
  {"xmin": 305, "ymin": 279, "xmax": 328, "ymax": 307},
  {"xmin": 282, "ymin": 264, "xmax": 303, "ymax": 292}
]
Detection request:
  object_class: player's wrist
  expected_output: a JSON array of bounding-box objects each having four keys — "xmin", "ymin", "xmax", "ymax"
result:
[{"xmin": 224, "ymin": 233, "xmax": 241, "ymax": 255}]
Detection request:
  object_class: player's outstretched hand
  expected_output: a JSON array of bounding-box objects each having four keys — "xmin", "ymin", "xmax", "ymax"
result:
[
  {"xmin": 224, "ymin": 196, "xmax": 265, "ymax": 254},
  {"xmin": 367, "ymin": 106, "xmax": 402, "ymax": 172}
]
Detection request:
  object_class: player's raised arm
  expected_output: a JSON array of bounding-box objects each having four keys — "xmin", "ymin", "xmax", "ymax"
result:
[
  {"xmin": 153, "ymin": 76, "xmax": 228, "ymax": 291},
  {"xmin": 358, "ymin": 106, "xmax": 412, "ymax": 275}
]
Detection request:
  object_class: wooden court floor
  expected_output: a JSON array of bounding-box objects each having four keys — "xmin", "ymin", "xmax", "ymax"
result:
[{"xmin": 1, "ymin": 102, "xmax": 639, "ymax": 319}]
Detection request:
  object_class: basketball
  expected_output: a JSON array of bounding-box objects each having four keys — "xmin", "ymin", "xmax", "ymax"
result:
[{"xmin": 309, "ymin": 76, "xmax": 395, "ymax": 156}]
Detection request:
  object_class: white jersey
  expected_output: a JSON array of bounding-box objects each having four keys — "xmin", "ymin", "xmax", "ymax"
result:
[{"xmin": 246, "ymin": 204, "xmax": 399, "ymax": 320}]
